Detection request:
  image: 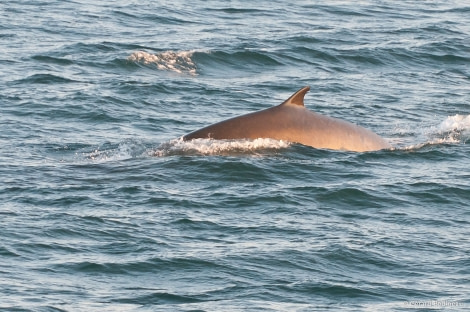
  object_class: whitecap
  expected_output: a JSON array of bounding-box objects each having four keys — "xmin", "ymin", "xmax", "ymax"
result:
[{"xmin": 128, "ymin": 50, "xmax": 197, "ymax": 75}]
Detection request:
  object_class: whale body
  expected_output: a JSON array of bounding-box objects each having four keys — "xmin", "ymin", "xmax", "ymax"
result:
[{"xmin": 183, "ymin": 86, "xmax": 391, "ymax": 152}]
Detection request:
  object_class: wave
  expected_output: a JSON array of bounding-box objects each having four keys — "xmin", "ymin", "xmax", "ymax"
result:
[
  {"xmin": 14, "ymin": 73, "xmax": 77, "ymax": 84},
  {"xmin": 31, "ymin": 55, "xmax": 74, "ymax": 66},
  {"xmin": 282, "ymin": 34, "xmax": 469, "ymax": 70},
  {"xmin": 194, "ymin": 50, "xmax": 282, "ymax": 67},
  {"xmin": 127, "ymin": 49, "xmax": 282, "ymax": 76},
  {"xmin": 128, "ymin": 45, "xmax": 467, "ymax": 77},
  {"xmin": 153, "ymin": 138, "xmax": 291, "ymax": 157},
  {"xmin": 127, "ymin": 50, "xmax": 197, "ymax": 75}
]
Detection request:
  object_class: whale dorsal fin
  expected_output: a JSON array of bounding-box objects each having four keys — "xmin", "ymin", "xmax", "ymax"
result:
[{"xmin": 281, "ymin": 86, "xmax": 310, "ymax": 107}]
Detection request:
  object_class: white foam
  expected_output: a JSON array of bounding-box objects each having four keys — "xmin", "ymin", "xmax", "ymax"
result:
[
  {"xmin": 128, "ymin": 50, "xmax": 197, "ymax": 75},
  {"xmin": 153, "ymin": 137, "xmax": 291, "ymax": 157},
  {"xmin": 434, "ymin": 114, "xmax": 470, "ymax": 144},
  {"xmin": 438, "ymin": 114, "xmax": 470, "ymax": 133},
  {"xmin": 392, "ymin": 114, "xmax": 470, "ymax": 151}
]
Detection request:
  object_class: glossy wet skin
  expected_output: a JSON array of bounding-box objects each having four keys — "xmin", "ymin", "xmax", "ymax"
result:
[{"xmin": 184, "ymin": 86, "xmax": 391, "ymax": 152}]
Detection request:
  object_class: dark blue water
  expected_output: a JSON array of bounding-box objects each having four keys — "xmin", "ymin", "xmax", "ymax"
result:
[{"xmin": 1, "ymin": 1, "xmax": 469, "ymax": 311}]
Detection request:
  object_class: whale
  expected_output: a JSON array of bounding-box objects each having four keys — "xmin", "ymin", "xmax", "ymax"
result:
[{"xmin": 183, "ymin": 86, "xmax": 391, "ymax": 152}]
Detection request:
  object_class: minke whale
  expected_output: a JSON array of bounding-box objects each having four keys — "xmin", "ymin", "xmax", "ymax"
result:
[{"xmin": 183, "ymin": 86, "xmax": 391, "ymax": 152}]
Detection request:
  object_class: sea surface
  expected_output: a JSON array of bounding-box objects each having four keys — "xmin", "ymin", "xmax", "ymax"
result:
[{"xmin": 1, "ymin": 1, "xmax": 470, "ymax": 311}]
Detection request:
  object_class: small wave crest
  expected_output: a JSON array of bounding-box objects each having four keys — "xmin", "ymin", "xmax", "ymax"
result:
[
  {"xmin": 127, "ymin": 50, "xmax": 197, "ymax": 75},
  {"xmin": 153, "ymin": 138, "xmax": 291, "ymax": 156}
]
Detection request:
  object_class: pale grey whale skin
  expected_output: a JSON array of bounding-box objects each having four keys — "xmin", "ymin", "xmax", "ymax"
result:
[{"xmin": 183, "ymin": 86, "xmax": 391, "ymax": 152}]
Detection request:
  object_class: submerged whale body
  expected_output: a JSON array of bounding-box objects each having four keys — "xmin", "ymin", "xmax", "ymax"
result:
[{"xmin": 183, "ymin": 86, "xmax": 391, "ymax": 152}]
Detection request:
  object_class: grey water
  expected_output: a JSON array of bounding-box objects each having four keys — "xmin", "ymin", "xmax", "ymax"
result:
[{"xmin": 1, "ymin": 1, "xmax": 469, "ymax": 311}]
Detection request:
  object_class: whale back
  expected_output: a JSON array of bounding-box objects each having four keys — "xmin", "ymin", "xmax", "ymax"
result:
[{"xmin": 183, "ymin": 87, "xmax": 391, "ymax": 152}]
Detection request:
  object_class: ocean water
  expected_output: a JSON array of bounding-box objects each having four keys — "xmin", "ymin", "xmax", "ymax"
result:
[{"xmin": 1, "ymin": 0, "xmax": 470, "ymax": 311}]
